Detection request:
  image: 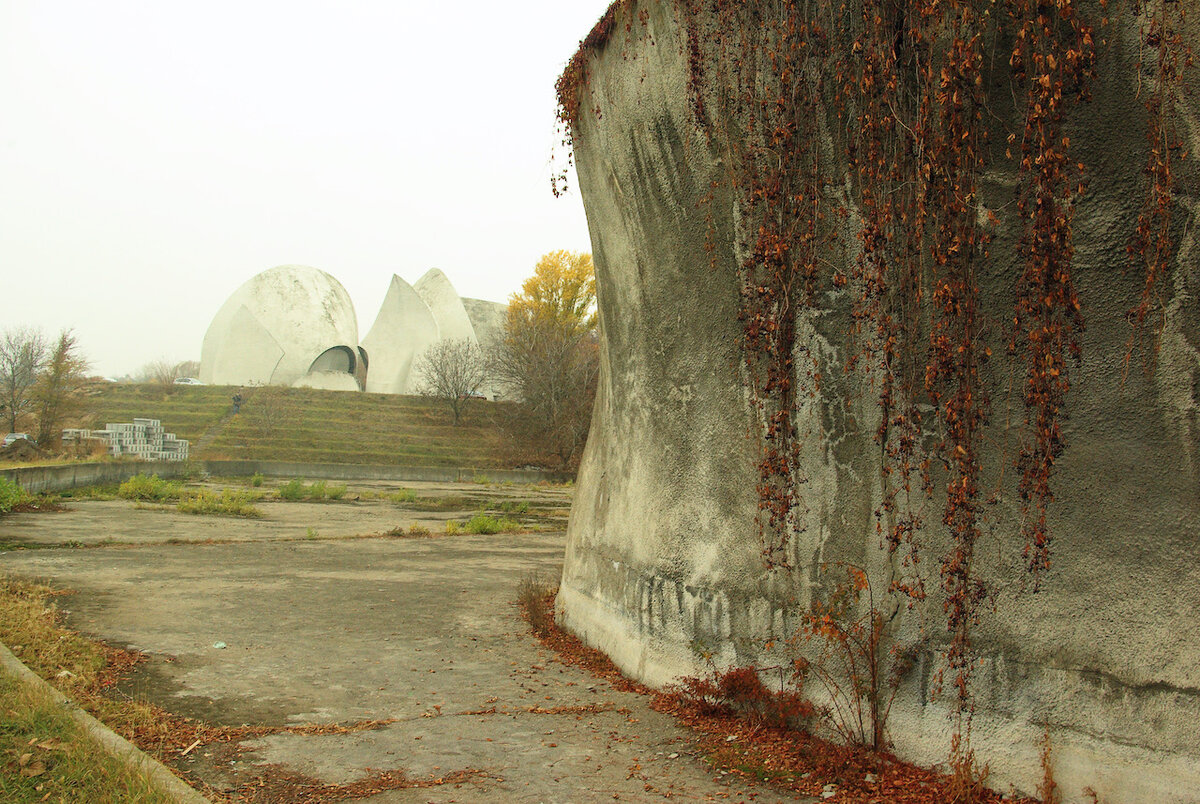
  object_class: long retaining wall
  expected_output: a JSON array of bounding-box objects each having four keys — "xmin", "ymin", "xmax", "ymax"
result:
[
  {"xmin": 2, "ymin": 460, "xmax": 571, "ymax": 494},
  {"xmin": 202, "ymin": 460, "xmax": 572, "ymax": 485},
  {"xmin": 1, "ymin": 461, "xmax": 197, "ymax": 496}
]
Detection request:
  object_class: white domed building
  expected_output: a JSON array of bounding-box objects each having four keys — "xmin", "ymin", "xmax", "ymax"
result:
[
  {"xmin": 200, "ymin": 265, "xmax": 507, "ymax": 395},
  {"xmin": 199, "ymin": 265, "xmax": 365, "ymax": 391}
]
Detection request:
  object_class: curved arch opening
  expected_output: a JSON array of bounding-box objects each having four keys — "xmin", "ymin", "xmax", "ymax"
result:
[{"xmin": 309, "ymin": 345, "xmax": 356, "ymax": 375}]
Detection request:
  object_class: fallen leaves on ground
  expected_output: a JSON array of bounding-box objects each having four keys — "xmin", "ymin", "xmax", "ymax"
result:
[{"xmin": 520, "ymin": 588, "xmax": 1038, "ymax": 804}]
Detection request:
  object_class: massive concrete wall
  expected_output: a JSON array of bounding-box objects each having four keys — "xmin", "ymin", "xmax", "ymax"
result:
[{"xmin": 559, "ymin": 2, "xmax": 1200, "ymax": 801}]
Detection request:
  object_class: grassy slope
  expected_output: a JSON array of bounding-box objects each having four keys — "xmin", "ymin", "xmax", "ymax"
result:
[{"xmin": 85, "ymin": 383, "xmax": 512, "ymax": 467}]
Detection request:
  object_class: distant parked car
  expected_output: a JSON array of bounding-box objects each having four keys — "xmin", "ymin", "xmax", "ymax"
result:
[
  {"xmin": 2, "ymin": 433, "xmax": 35, "ymax": 448},
  {"xmin": 174, "ymin": 377, "xmax": 205, "ymax": 386}
]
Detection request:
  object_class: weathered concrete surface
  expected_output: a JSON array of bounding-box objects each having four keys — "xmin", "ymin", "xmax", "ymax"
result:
[
  {"xmin": 0, "ymin": 488, "xmax": 801, "ymax": 803},
  {"xmin": 199, "ymin": 266, "xmax": 361, "ymax": 388},
  {"xmin": 460, "ymin": 297, "xmax": 508, "ymax": 350},
  {"xmin": 560, "ymin": 2, "xmax": 1200, "ymax": 802}
]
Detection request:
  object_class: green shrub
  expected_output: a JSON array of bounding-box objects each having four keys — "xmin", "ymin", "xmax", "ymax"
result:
[
  {"xmin": 385, "ymin": 523, "xmax": 432, "ymax": 538},
  {"xmin": 177, "ymin": 489, "xmax": 262, "ymax": 518},
  {"xmin": 499, "ymin": 500, "xmax": 530, "ymax": 514},
  {"xmin": 463, "ymin": 513, "xmax": 520, "ymax": 535},
  {"xmin": 0, "ymin": 478, "xmax": 31, "ymax": 514},
  {"xmin": 307, "ymin": 480, "xmax": 328, "ymax": 500},
  {"xmin": 445, "ymin": 520, "xmax": 461, "ymax": 535},
  {"xmin": 327, "ymin": 484, "xmax": 347, "ymax": 500},
  {"xmin": 387, "ymin": 488, "xmax": 416, "ymax": 503},
  {"xmin": 278, "ymin": 478, "xmax": 306, "ymax": 501},
  {"xmin": 251, "ymin": 472, "xmax": 265, "ymax": 487},
  {"xmin": 118, "ymin": 474, "xmax": 182, "ymax": 502}
]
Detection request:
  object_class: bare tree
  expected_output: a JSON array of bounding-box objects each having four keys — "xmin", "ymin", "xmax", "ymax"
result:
[
  {"xmin": 138, "ymin": 358, "xmax": 190, "ymax": 389},
  {"xmin": 32, "ymin": 329, "xmax": 91, "ymax": 448},
  {"xmin": 245, "ymin": 384, "xmax": 293, "ymax": 439},
  {"xmin": 489, "ymin": 251, "xmax": 599, "ymax": 468},
  {"xmin": 490, "ymin": 323, "xmax": 599, "ymax": 467},
  {"xmin": 0, "ymin": 327, "xmax": 48, "ymax": 433},
  {"xmin": 175, "ymin": 359, "xmax": 201, "ymax": 378},
  {"xmin": 139, "ymin": 360, "xmax": 199, "ymax": 391},
  {"xmin": 414, "ymin": 339, "xmax": 488, "ymax": 425}
]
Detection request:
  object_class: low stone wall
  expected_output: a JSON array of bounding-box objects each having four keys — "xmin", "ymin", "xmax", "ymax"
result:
[
  {"xmin": 202, "ymin": 460, "xmax": 573, "ymax": 485},
  {"xmin": 1, "ymin": 460, "xmax": 572, "ymax": 494},
  {"xmin": 0, "ymin": 461, "xmax": 195, "ymax": 495}
]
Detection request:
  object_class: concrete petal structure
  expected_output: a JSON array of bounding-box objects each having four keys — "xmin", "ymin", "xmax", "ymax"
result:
[
  {"xmin": 200, "ymin": 266, "xmax": 361, "ymax": 389},
  {"xmin": 414, "ymin": 268, "xmax": 477, "ymax": 343},
  {"xmin": 559, "ymin": 2, "xmax": 1200, "ymax": 802},
  {"xmin": 461, "ymin": 297, "xmax": 508, "ymax": 350},
  {"xmin": 361, "ymin": 274, "xmax": 441, "ymax": 395}
]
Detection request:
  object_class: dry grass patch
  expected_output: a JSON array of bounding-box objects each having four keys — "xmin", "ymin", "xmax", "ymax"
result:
[{"xmin": 0, "ymin": 668, "xmax": 179, "ymax": 804}]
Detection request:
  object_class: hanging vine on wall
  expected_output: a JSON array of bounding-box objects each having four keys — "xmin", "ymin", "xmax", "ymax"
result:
[
  {"xmin": 1007, "ymin": 0, "xmax": 1096, "ymax": 588},
  {"xmin": 669, "ymin": 0, "xmax": 840, "ymax": 570},
  {"xmin": 1129, "ymin": 0, "xmax": 1191, "ymax": 352},
  {"xmin": 845, "ymin": 0, "xmax": 933, "ymax": 607}
]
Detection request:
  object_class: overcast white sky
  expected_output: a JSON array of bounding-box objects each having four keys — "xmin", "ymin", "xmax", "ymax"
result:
[{"xmin": 0, "ymin": 1, "xmax": 611, "ymax": 377}]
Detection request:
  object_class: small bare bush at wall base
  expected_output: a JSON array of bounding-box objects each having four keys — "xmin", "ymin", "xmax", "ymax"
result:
[
  {"xmin": 948, "ymin": 732, "xmax": 991, "ymax": 804},
  {"xmin": 518, "ymin": 572, "xmax": 556, "ymax": 638},
  {"xmin": 792, "ymin": 562, "xmax": 921, "ymax": 749},
  {"xmin": 675, "ymin": 665, "xmax": 815, "ymax": 730}
]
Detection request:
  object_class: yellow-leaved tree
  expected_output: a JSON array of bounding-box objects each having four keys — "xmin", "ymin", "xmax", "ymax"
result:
[{"xmin": 491, "ymin": 251, "xmax": 598, "ymax": 468}]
